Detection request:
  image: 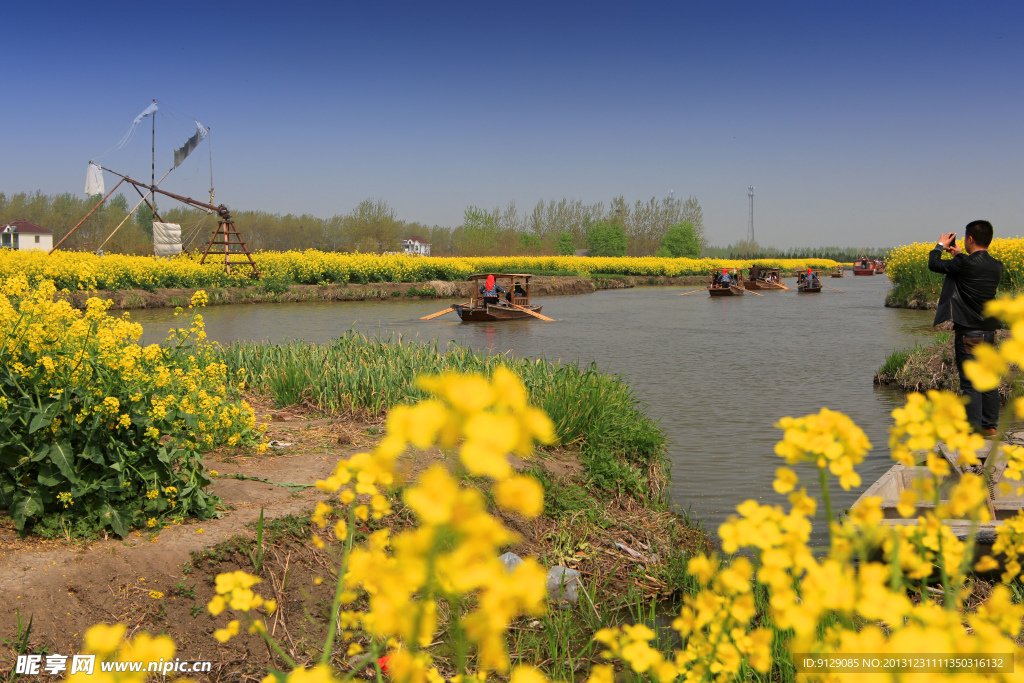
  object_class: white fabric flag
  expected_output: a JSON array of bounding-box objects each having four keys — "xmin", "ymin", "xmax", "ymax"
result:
[
  {"xmin": 152, "ymin": 222, "xmax": 182, "ymax": 257},
  {"xmin": 116, "ymin": 101, "xmax": 159, "ymax": 149},
  {"xmin": 132, "ymin": 101, "xmax": 159, "ymax": 125},
  {"xmin": 85, "ymin": 162, "xmax": 104, "ymax": 196}
]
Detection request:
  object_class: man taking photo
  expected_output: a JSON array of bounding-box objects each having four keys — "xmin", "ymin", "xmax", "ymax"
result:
[{"xmin": 929, "ymin": 220, "xmax": 1004, "ymax": 435}]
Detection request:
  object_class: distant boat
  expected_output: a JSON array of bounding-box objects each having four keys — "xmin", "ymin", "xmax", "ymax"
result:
[
  {"xmin": 830, "ymin": 267, "xmax": 845, "ymax": 278},
  {"xmin": 853, "ymin": 257, "xmax": 875, "ymax": 276}
]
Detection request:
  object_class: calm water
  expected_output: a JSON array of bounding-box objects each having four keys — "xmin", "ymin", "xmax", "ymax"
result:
[{"xmin": 131, "ymin": 276, "xmax": 938, "ymax": 542}]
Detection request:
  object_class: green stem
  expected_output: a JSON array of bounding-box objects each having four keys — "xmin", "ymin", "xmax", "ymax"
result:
[
  {"xmin": 321, "ymin": 510, "xmax": 356, "ymax": 665},
  {"xmin": 246, "ymin": 612, "xmax": 298, "ymax": 670}
]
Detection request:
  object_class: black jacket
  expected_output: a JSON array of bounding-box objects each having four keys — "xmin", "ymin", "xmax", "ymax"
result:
[{"xmin": 929, "ymin": 247, "xmax": 1004, "ymax": 330}]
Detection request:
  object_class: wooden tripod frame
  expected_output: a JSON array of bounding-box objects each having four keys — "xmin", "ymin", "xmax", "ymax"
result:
[{"xmin": 199, "ymin": 215, "xmax": 259, "ymax": 278}]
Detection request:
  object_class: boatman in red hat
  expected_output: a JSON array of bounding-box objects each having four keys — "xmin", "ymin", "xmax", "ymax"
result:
[
  {"xmin": 717, "ymin": 268, "xmax": 732, "ymax": 286},
  {"xmin": 479, "ymin": 274, "xmax": 505, "ymax": 305}
]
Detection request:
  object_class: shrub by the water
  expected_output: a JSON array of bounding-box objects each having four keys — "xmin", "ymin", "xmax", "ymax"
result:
[{"xmin": 0, "ymin": 278, "xmax": 264, "ymax": 537}]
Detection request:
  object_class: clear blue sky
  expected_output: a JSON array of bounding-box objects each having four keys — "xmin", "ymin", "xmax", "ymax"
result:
[{"xmin": 3, "ymin": 1, "xmax": 1022, "ymax": 248}]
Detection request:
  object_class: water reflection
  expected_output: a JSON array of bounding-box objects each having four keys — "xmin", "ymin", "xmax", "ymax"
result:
[{"xmin": 130, "ymin": 276, "xmax": 938, "ymax": 543}]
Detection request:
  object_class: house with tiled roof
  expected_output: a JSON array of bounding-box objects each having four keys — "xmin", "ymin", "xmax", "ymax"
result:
[
  {"xmin": 1, "ymin": 220, "xmax": 53, "ymax": 251},
  {"xmin": 402, "ymin": 237, "xmax": 430, "ymax": 256}
]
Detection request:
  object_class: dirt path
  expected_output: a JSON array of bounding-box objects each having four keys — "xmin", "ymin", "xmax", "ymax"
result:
[{"xmin": 0, "ymin": 412, "xmax": 367, "ymax": 675}]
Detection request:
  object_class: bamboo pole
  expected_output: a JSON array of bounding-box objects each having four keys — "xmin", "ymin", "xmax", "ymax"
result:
[
  {"xmin": 49, "ymin": 178, "xmax": 125, "ymax": 254},
  {"xmin": 678, "ymin": 287, "xmax": 710, "ymax": 296}
]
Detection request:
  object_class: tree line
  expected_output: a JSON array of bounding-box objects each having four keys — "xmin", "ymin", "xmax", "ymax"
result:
[
  {"xmin": 703, "ymin": 240, "xmax": 891, "ymax": 261},
  {"xmin": 1, "ymin": 190, "xmax": 888, "ymax": 260},
  {"xmin": 0, "ymin": 191, "xmax": 708, "ymax": 258}
]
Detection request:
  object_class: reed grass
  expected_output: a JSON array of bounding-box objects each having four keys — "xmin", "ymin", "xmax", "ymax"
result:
[
  {"xmin": 878, "ymin": 345, "xmax": 915, "ymax": 377},
  {"xmin": 216, "ymin": 332, "xmax": 668, "ymax": 500}
]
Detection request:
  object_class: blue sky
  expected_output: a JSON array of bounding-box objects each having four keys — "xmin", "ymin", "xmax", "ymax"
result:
[{"xmin": 3, "ymin": 1, "xmax": 1022, "ymax": 247}]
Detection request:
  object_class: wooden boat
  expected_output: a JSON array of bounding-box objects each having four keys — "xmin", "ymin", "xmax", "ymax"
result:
[
  {"xmin": 743, "ymin": 267, "xmax": 787, "ymax": 290},
  {"xmin": 872, "ymin": 259, "xmax": 886, "ymax": 274},
  {"xmin": 852, "ymin": 441, "xmax": 1019, "ymax": 554},
  {"xmin": 454, "ymin": 274, "xmax": 544, "ymax": 321},
  {"xmin": 708, "ymin": 270, "xmax": 746, "ymax": 296},
  {"xmin": 852, "ymin": 257, "xmax": 875, "ymax": 276},
  {"xmin": 797, "ymin": 270, "xmax": 822, "ymax": 293},
  {"xmin": 830, "ymin": 267, "xmax": 845, "ymax": 278}
]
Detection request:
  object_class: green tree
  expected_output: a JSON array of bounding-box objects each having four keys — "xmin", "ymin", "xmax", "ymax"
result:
[
  {"xmin": 659, "ymin": 221, "xmax": 701, "ymax": 258},
  {"xmin": 518, "ymin": 232, "xmax": 542, "ymax": 253},
  {"xmin": 556, "ymin": 232, "xmax": 576, "ymax": 255},
  {"xmin": 586, "ymin": 223, "xmax": 627, "ymax": 257},
  {"xmin": 135, "ymin": 202, "xmax": 154, "ymax": 236}
]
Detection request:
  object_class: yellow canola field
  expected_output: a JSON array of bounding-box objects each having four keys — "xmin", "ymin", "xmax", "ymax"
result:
[
  {"xmin": 0, "ymin": 248, "xmax": 839, "ymax": 292},
  {"xmin": 886, "ymin": 237, "xmax": 1024, "ymax": 292}
]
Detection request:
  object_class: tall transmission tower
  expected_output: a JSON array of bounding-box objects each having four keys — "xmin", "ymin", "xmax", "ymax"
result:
[{"xmin": 747, "ymin": 186, "xmax": 755, "ymax": 242}]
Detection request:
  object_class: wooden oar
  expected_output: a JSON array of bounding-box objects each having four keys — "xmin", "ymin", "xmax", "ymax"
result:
[
  {"xmin": 743, "ymin": 288, "xmax": 765, "ymax": 296},
  {"xmin": 678, "ymin": 287, "xmax": 710, "ymax": 296},
  {"xmin": 419, "ymin": 303, "xmax": 465, "ymax": 320},
  {"xmin": 821, "ymin": 284, "xmax": 846, "ymax": 293},
  {"xmin": 508, "ymin": 302, "xmax": 555, "ymax": 321}
]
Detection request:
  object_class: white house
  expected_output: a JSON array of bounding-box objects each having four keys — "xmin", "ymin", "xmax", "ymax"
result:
[
  {"xmin": 1, "ymin": 220, "xmax": 53, "ymax": 251},
  {"xmin": 402, "ymin": 237, "xmax": 431, "ymax": 256}
]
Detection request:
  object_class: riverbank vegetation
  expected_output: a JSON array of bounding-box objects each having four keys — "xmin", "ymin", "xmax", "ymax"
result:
[
  {"xmin": 886, "ymin": 238, "xmax": 1024, "ymax": 307},
  {"xmin": 2, "ymin": 191, "xmax": 709, "ymax": 258},
  {"xmin": 0, "ymin": 278, "xmax": 265, "ymax": 538},
  {"xmin": 8, "ymin": 271, "xmax": 1024, "ymax": 680},
  {"xmin": 218, "ymin": 334, "xmax": 668, "ymax": 502},
  {"xmin": 0, "ymin": 247, "xmax": 838, "ymax": 293},
  {"xmin": 68, "ymin": 342, "xmax": 1024, "ymax": 683},
  {"xmin": 874, "ymin": 328, "xmax": 1023, "ymax": 401}
]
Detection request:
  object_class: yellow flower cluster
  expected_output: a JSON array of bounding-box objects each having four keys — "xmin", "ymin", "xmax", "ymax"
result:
[
  {"xmin": 0, "ymin": 275, "xmax": 263, "ymax": 534},
  {"xmin": 0, "ymin": 247, "xmax": 839, "ymax": 291},
  {"xmin": 890, "ymin": 391, "xmax": 987, "ymax": 475},
  {"xmin": 887, "ymin": 237, "xmax": 1024, "ymax": 292},
  {"xmin": 774, "ymin": 408, "xmax": 872, "ymax": 490},
  {"xmin": 206, "ymin": 571, "xmax": 276, "ymax": 642},
  {"xmin": 66, "ymin": 624, "xmax": 177, "ymax": 683},
  {"xmin": 210, "ymin": 368, "xmax": 554, "ymax": 680}
]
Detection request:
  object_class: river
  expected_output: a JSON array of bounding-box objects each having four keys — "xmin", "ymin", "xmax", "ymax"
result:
[{"xmin": 131, "ymin": 275, "xmax": 939, "ymax": 544}]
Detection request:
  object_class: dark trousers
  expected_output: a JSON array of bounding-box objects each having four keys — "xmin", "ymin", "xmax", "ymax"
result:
[{"xmin": 954, "ymin": 328, "xmax": 999, "ymax": 430}]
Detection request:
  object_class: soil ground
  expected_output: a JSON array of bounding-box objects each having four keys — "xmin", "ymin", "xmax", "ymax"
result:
[{"xmin": 0, "ymin": 405, "xmax": 708, "ymax": 681}]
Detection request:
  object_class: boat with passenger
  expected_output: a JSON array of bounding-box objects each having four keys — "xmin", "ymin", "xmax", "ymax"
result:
[
  {"xmin": 797, "ymin": 269, "xmax": 822, "ymax": 293},
  {"xmin": 709, "ymin": 269, "xmax": 746, "ymax": 296},
  {"xmin": 419, "ymin": 274, "xmax": 549, "ymax": 322},
  {"xmin": 743, "ymin": 266, "xmax": 787, "ymax": 290}
]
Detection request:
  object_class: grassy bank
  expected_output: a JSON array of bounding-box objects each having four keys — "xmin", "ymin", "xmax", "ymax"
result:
[
  {"xmin": 874, "ymin": 329, "xmax": 1022, "ymax": 401},
  {"xmin": 217, "ymin": 332, "xmax": 669, "ymax": 502}
]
